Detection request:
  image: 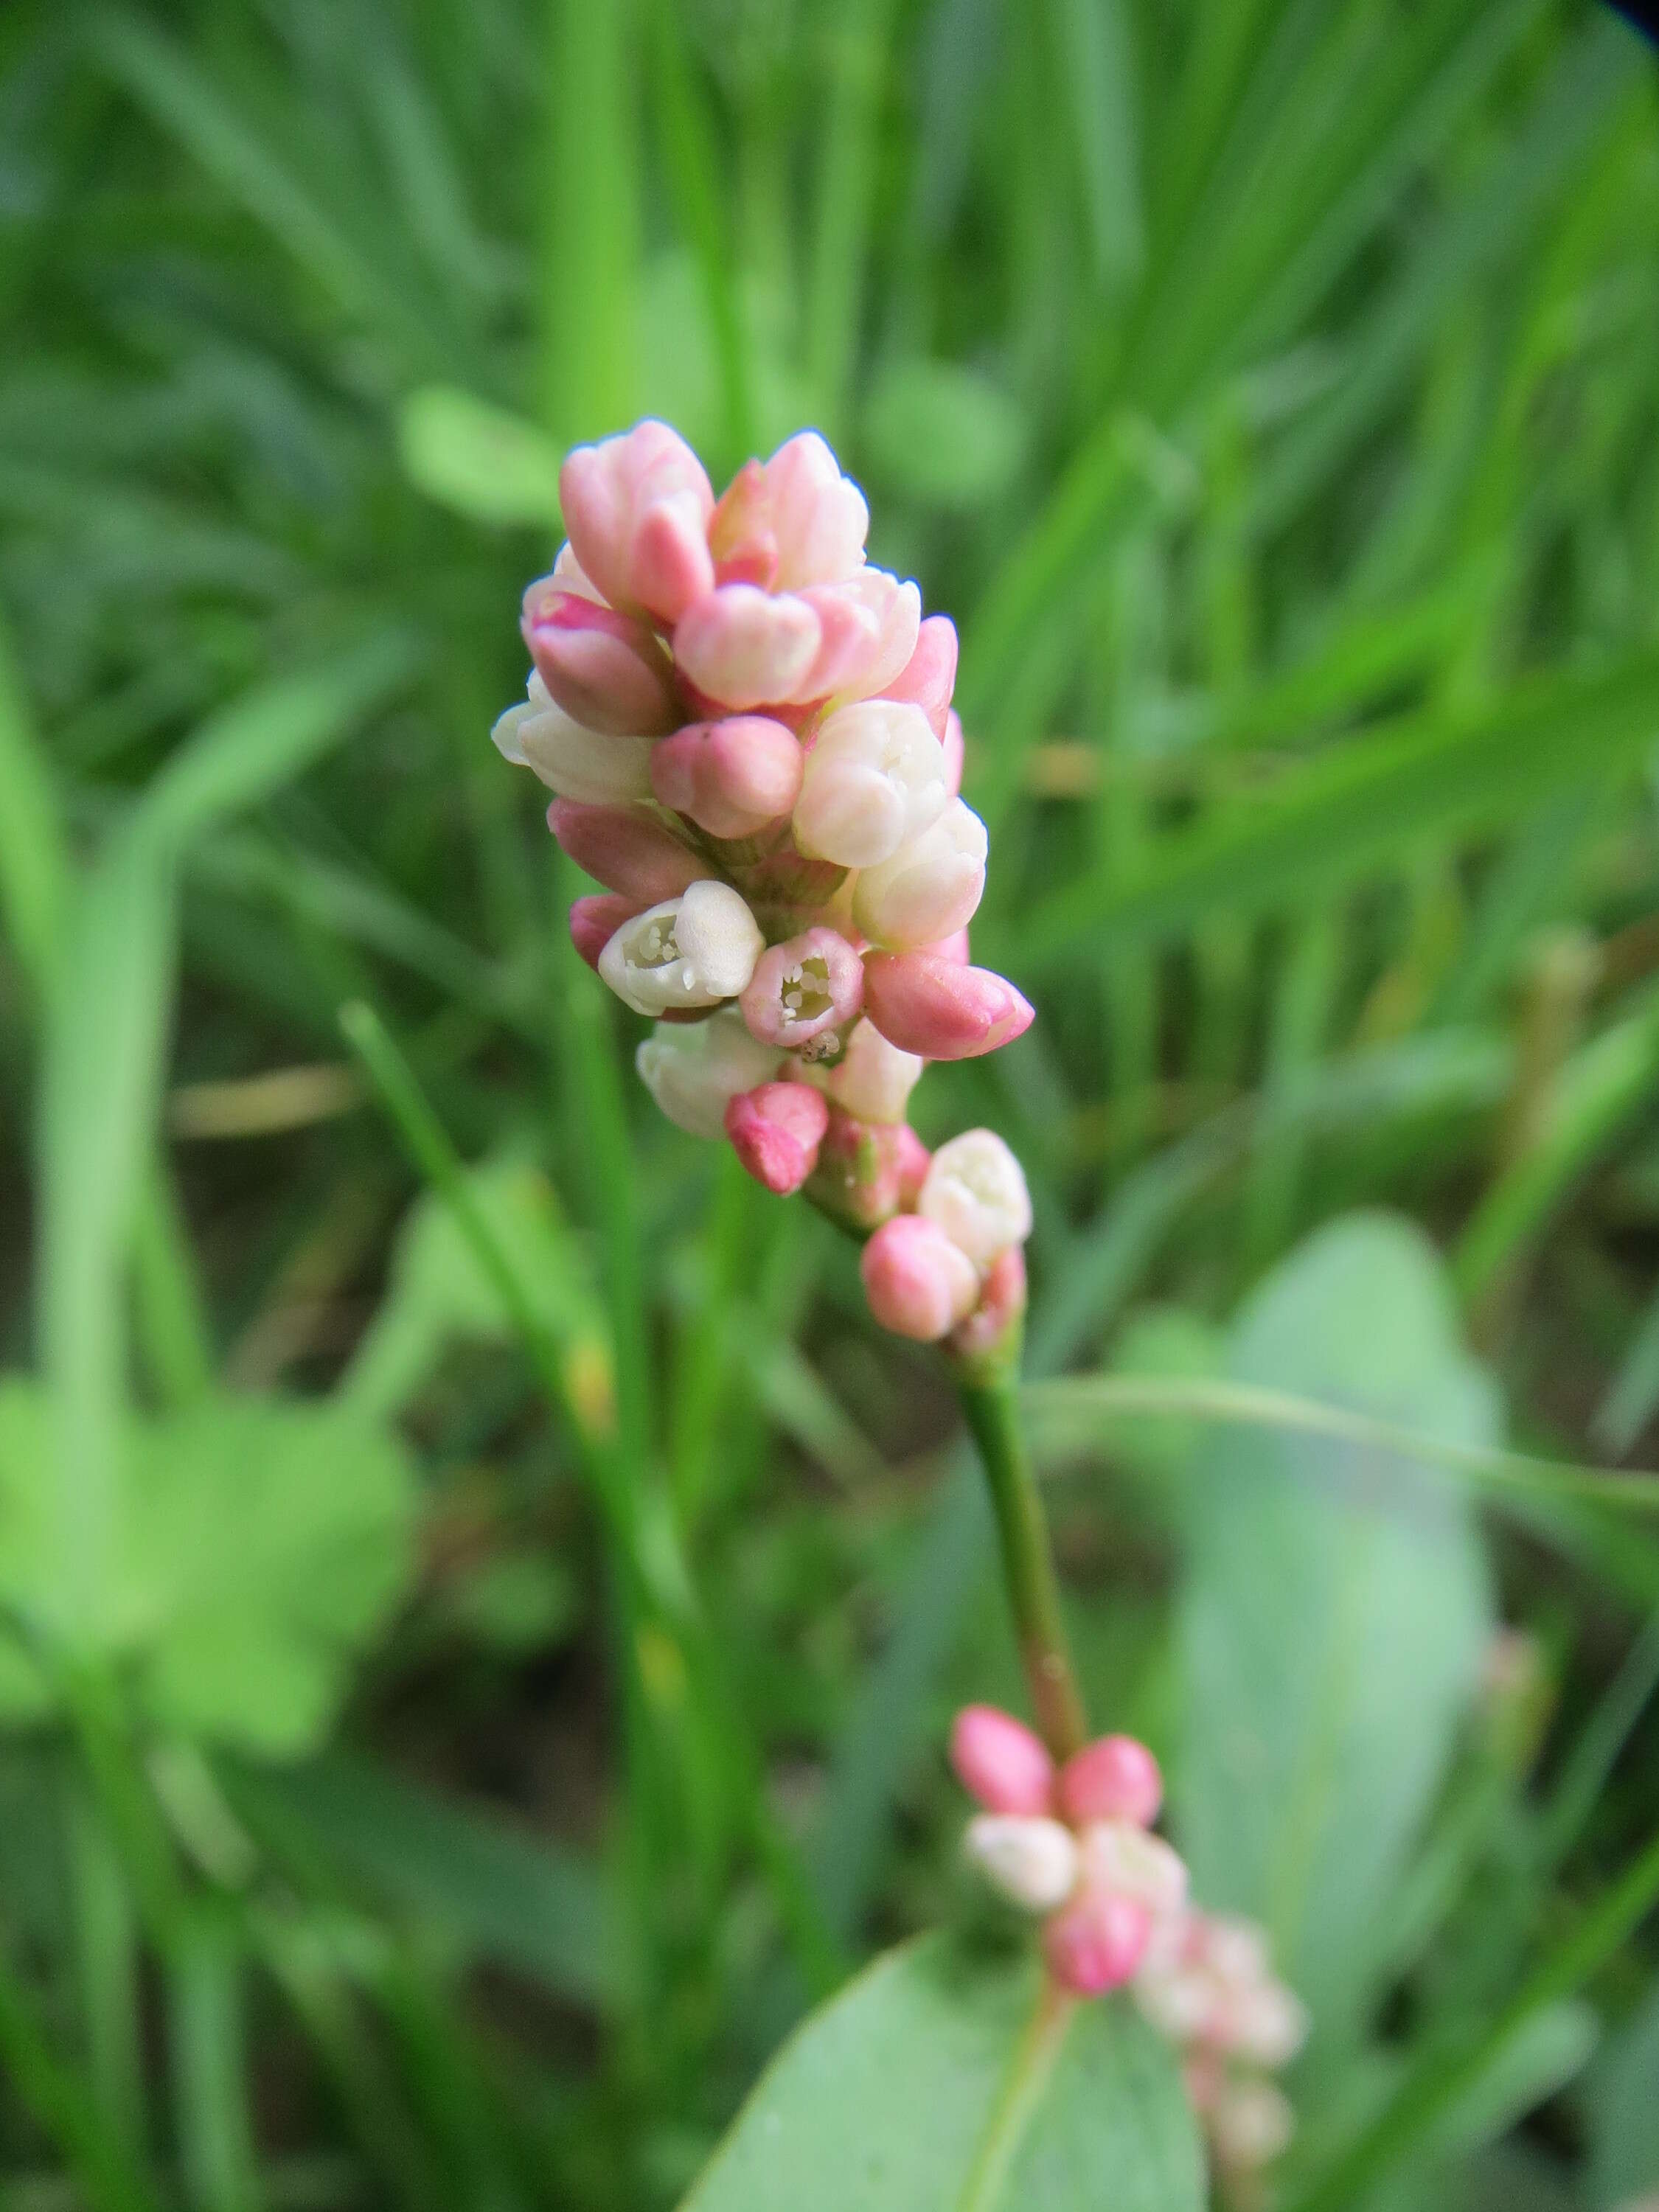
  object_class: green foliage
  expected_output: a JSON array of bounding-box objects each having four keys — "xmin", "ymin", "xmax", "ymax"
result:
[{"xmin": 681, "ymin": 1934, "xmax": 1203, "ymax": 2212}]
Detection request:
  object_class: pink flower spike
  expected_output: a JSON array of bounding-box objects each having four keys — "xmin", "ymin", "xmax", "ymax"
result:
[
  {"xmin": 1045, "ymin": 1888, "xmax": 1153, "ymax": 1997},
  {"xmin": 949, "ymin": 1245, "xmax": 1028, "ymax": 1366},
  {"xmin": 941, "ymin": 709, "xmax": 965, "ymax": 798},
  {"xmin": 569, "ymin": 894, "xmax": 644, "ymax": 972},
  {"xmin": 740, "ymin": 928, "xmax": 864, "ymax": 1051},
  {"xmin": 949, "ymin": 1705, "xmax": 1055, "ymax": 1816},
  {"xmin": 862, "ymin": 950, "xmax": 1034, "ymax": 1061},
  {"xmin": 547, "ymin": 799, "xmax": 703, "ymax": 902},
  {"xmin": 1057, "ymin": 1736, "xmax": 1164, "ymax": 1829},
  {"xmin": 725, "ymin": 1081, "xmax": 830, "ymax": 1196},
  {"xmin": 650, "ymin": 715, "xmax": 804, "ymax": 840},
  {"xmin": 708, "ymin": 459, "xmax": 779, "ymax": 590},
  {"xmin": 885, "ymin": 615, "xmax": 959, "ymax": 740},
  {"xmin": 862, "ymin": 1214, "xmax": 981, "ymax": 1342},
  {"xmin": 524, "ymin": 591, "xmax": 680, "ymax": 736},
  {"xmin": 558, "ymin": 420, "xmax": 714, "ymax": 619},
  {"xmin": 674, "ymin": 584, "xmax": 822, "ymax": 711}
]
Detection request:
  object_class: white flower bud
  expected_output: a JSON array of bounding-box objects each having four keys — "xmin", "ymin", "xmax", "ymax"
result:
[
  {"xmin": 599, "ymin": 880, "xmax": 766, "ymax": 1016},
  {"xmin": 1136, "ymin": 1965, "xmax": 1216, "ymax": 2045},
  {"xmin": 792, "ymin": 700, "xmax": 947, "ymax": 868},
  {"xmin": 917, "ymin": 1130, "xmax": 1032, "ymax": 1270},
  {"xmin": 1231, "ymin": 1983, "xmax": 1309, "ymax": 2070},
  {"xmin": 1077, "ymin": 1820, "xmax": 1188, "ymax": 1919},
  {"xmin": 491, "ymin": 675, "xmax": 657, "ymax": 804},
  {"xmin": 1208, "ymin": 2081, "xmax": 1295, "ymax": 2171},
  {"xmin": 964, "ymin": 1815, "xmax": 1079, "ymax": 1913},
  {"xmin": 851, "ymin": 797, "xmax": 987, "ymax": 948},
  {"xmin": 806, "ymin": 1018, "xmax": 924, "ymax": 1124},
  {"xmin": 634, "ymin": 1008, "xmax": 780, "ymax": 1138}
]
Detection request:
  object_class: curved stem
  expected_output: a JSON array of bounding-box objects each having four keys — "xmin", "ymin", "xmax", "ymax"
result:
[{"xmin": 957, "ymin": 1371, "xmax": 1088, "ymax": 1761}]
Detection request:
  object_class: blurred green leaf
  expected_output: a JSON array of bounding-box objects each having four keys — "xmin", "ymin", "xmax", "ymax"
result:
[
  {"xmin": 1173, "ymin": 1214, "xmax": 1496, "ymax": 2045},
  {"xmin": 680, "ymin": 1934, "xmax": 1202, "ymax": 2211},
  {"xmin": 397, "ymin": 386, "xmax": 565, "ymax": 528},
  {"xmin": 1586, "ymin": 1982, "xmax": 1659, "ymax": 2210},
  {"xmin": 866, "ymin": 358, "xmax": 1029, "ymax": 511}
]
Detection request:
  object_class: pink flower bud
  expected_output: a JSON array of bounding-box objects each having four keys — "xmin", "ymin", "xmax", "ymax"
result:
[
  {"xmin": 1078, "ymin": 1821, "xmax": 1188, "ymax": 1919},
  {"xmin": 928, "ymin": 928, "xmax": 972, "ymax": 965},
  {"xmin": 740, "ymin": 927, "xmax": 864, "ymax": 1051},
  {"xmin": 793, "ymin": 584, "xmax": 885, "ymax": 701},
  {"xmin": 964, "ymin": 1815, "xmax": 1078, "ymax": 1913},
  {"xmin": 673, "ymin": 584, "xmax": 823, "ymax": 710},
  {"xmin": 558, "ymin": 420, "xmax": 715, "ymax": 622},
  {"xmin": 861, "ymin": 951, "xmax": 1034, "ymax": 1061},
  {"xmin": 548, "ymin": 799, "xmax": 703, "ymax": 902},
  {"xmin": 816, "ymin": 568, "xmax": 922, "ymax": 702},
  {"xmin": 763, "ymin": 431, "xmax": 869, "ymax": 589},
  {"xmin": 1045, "ymin": 1887, "xmax": 1153, "ymax": 1996},
  {"xmin": 884, "ymin": 615, "xmax": 959, "ymax": 739},
  {"xmin": 852, "ymin": 798, "xmax": 988, "ymax": 949},
  {"xmin": 523, "ymin": 591, "xmax": 679, "ymax": 736},
  {"xmin": 793, "ymin": 700, "xmax": 948, "ymax": 868},
  {"xmin": 862, "ymin": 1214, "xmax": 981, "ymax": 1341},
  {"xmin": 807, "ymin": 1109, "xmax": 912, "ymax": 1230},
  {"xmin": 918, "ymin": 1129, "xmax": 1032, "ymax": 1268},
  {"xmin": 569, "ymin": 893, "xmax": 644, "ymax": 971},
  {"xmin": 1058, "ymin": 1736, "xmax": 1164, "ymax": 1829},
  {"xmin": 941, "ymin": 709, "xmax": 965, "ymax": 798},
  {"xmin": 708, "ymin": 459, "xmax": 779, "ymax": 589},
  {"xmin": 650, "ymin": 716, "xmax": 804, "ymax": 840},
  {"xmin": 948, "ymin": 1245, "xmax": 1028, "ymax": 1366},
  {"xmin": 492, "ymin": 677, "xmax": 656, "ymax": 804},
  {"xmin": 725, "ymin": 1081, "xmax": 830, "ymax": 1195},
  {"xmin": 810, "ymin": 1019, "xmax": 925, "ymax": 1124},
  {"xmin": 950, "ymin": 1704, "xmax": 1055, "ymax": 1815}
]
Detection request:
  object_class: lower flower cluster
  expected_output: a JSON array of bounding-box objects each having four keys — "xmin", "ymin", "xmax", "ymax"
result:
[
  {"xmin": 490, "ymin": 419, "xmax": 1037, "ymax": 1352},
  {"xmin": 951, "ymin": 1703, "xmax": 1307, "ymax": 2185}
]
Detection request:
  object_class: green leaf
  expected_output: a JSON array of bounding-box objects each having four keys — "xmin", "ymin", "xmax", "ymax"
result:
[
  {"xmin": 1175, "ymin": 1214, "xmax": 1495, "ymax": 2046},
  {"xmin": 0, "ymin": 1390, "xmax": 417, "ymax": 1756},
  {"xmin": 680, "ymin": 1933, "xmax": 1203, "ymax": 2212},
  {"xmin": 396, "ymin": 385, "xmax": 566, "ymax": 528},
  {"xmin": 866, "ymin": 358, "xmax": 1029, "ymax": 511},
  {"xmin": 1586, "ymin": 1982, "xmax": 1659, "ymax": 2211}
]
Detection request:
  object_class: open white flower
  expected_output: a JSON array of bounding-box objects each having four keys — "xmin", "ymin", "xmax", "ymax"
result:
[
  {"xmin": 918, "ymin": 1130, "xmax": 1032, "ymax": 1269},
  {"xmin": 599, "ymin": 881, "xmax": 766, "ymax": 1017},
  {"xmin": 635, "ymin": 1008, "xmax": 780, "ymax": 1137},
  {"xmin": 792, "ymin": 700, "xmax": 947, "ymax": 868},
  {"xmin": 490, "ymin": 674, "xmax": 655, "ymax": 804},
  {"xmin": 851, "ymin": 797, "xmax": 987, "ymax": 948}
]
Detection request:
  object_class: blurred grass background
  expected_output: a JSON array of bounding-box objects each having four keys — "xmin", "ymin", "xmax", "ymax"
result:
[{"xmin": 2, "ymin": 0, "xmax": 1659, "ymax": 2206}]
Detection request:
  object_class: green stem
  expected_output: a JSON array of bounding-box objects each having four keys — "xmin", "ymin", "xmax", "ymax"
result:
[{"xmin": 956, "ymin": 1372, "xmax": 1088, "ymax": 1761}]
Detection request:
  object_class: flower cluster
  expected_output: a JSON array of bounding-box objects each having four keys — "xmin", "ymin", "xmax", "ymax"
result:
[
  {"xmin": 951, "ymin": 1704, "xmax": 1307, "ymax": 2185},
  {"xmin": 950, "ymin": 1704, "xmax": 1186, "ymax": 1996},
  {"xmin": 491, "ymin": 420, "xmax": 1035, "ymax": 1351},
  {"xmin": 1137, "ymin": 1911, "xmax": 1308, "ymax": 2185}
]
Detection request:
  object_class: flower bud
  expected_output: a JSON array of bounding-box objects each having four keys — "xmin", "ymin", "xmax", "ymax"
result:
[
  {"xmin": 569, "ymin": 893, "xmax": 644, "ymax": 970},
  {"xmin": 884, "ymin": 614, "xmax": 959, "ymax": 739},
  {"xmin": 548, "ymin": 799, "xmax": 703, "ymax": 902},
  {"xmin": 492, "ymin": 677, "xmax": 656, "ymax": 804},
  {"xmin": 650, "ymin": 715, "xmax": 804, "ymax": 840},
  {"xmin": 523, "ymin": 590, "xmax": 679, "ymax": 735},
  {"xmin": 807, "ymin": 1110, "xmax": 913, "ymax": 1231},
  {"xmin": 725, "ymin": 1081, "xmax": 830, "ymax": 1196},
  {"xmin": 947, "ymin": 1245, "xmax": 1028, "ymax": 1370},
  {"xmin": 763, "ymin": 431, "xmax": 869, "ymax": 590},
  {"xmin": 673, "ymin": 583, "xmax": 821, "ymax": 709},
  {"xmin": 1208, "ymin": 2081, "xmax": 1295, "ymax": 2171},
  {"xmin": 950, "ymin": 1703, "xmax": 1054, "ymax": 1815},
  {"xmin": 635, "ymin": 1008, "xmax": 781, "ymax": 1138},
  {"xmin": 964, "ymin": 1815, "xmax": 1079, "ymax": 1913},
  {"xmin": 894, "ymin": 1124, "xmax": 931, "ymax": 1208},
  {"xmin": 1057, "ymin": 1735, "xmax": 1164, "ymax": 1829},
  {"xmin": 708, "ymin": 459, "xmax": 779, "ymax": 589},
  {"xmin": 810, "ymin": 1019, "xmax": 924, "ymax": 1124},
  {"xmin": 861, "ymin": 1214, "xmax": 981, "ymax": 1340},
  {"xmin": 852, "ymin": 799, "xmax": 988, "ymax": 948},
  {"xmin": 1045, "ymin": 1888, "xmax": 1152, "ymax": 1996},
  {"xmin": 1078, "ymin": 1820, "xmax": 1188, "ymax": 1919},
  {"xmin": 1231, "ymin": 1983, "xmax": 1310, "ymax": 2070},
  {"xmin": 941, "ymin": 709, "xmax": 965, "ymax": 798},
  {"xmin": 861, "ymin": 950, "xmax": 1033, "ymax": 1061},
  {"xmin": 559, "ymin": 420, "xmax": 714, "ymax": 622},
  {"xmin": 599, "ymin": 880, "xmax": 766, "ymax": 1015},
  {"xmin": 740, "ymin": 928, "xmax": 864, "ymax": 1051},
  {"xmin": 918, "ymin": 1130, "xmax": 1032, "ymax": 1270},
  {"xmin": 818, "ymin": 567, "xmax": 922, "ymax": 702},
  {"xmin": 793, "ymin": 700, "xmax": 947, "ymax": 868},
  {"xmin": 793, "ymin": 584, "xmax": 885, "ymax": 701}
]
